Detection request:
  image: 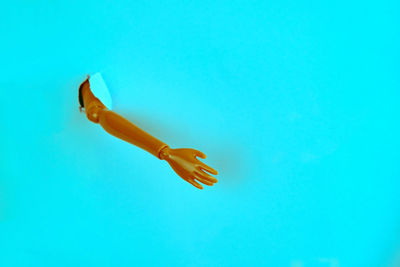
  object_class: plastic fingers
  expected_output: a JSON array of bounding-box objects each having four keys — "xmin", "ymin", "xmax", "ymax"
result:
[
  {"xmin": 193, "ymin": 150, "xmax": 207, "ymax": 159},
  {"xmin": 187, "ymin": 178, "xmax": 203, "ymax": 190},
  {"xmin": 194, "ymin": 175, "xmax": 214, "ymax": 186},
  {"xmin": 198, "ymin": 163, "xmax": 218, "ymax": 176},
  {"xmin": 195, "ymin": 170, "xmax": 218, "ymax": 183}
]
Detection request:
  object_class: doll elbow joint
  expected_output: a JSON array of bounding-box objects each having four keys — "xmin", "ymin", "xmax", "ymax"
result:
[{"xmin": 86, "ymin": 104, "xmax": 104, "ymax": 123}]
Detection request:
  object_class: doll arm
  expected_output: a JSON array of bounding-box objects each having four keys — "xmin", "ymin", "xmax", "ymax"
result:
[
  {"xmin": 80, "ymin": 79, "xmax": 167, "ymax": 158},
  {"xmin": 79, "ymin": 79, "xmax": 218, "ymax": 189}
]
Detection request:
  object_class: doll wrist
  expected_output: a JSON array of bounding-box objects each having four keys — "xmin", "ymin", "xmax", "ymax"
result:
[{"xmin": 158, "ymin": 145, "xmax": 170, "ymax": 160}]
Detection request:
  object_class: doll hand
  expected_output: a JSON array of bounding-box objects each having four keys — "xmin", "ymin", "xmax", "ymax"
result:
[{"xmin": 160, "ymin": 147, "xmax": 218, "ymax": 189}]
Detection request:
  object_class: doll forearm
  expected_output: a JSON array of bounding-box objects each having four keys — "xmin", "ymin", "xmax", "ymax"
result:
[{"xmin": 97, "ymin": 109, "xmax": 169, "ymax": 158}]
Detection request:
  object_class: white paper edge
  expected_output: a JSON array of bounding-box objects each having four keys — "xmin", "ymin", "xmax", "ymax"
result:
[{"xmin": 89, "ymin": 73, "xmax": 113, "ymax": 110}]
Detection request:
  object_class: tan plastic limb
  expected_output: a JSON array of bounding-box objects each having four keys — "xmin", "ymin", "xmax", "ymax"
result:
[{"xmin": 79, "ymin": 78, "xmax": 218, "ymax": 189}]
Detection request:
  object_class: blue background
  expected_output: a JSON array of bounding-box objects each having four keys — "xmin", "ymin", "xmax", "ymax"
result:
[{"xmin": 0, "ymin": 1, "xmax": 399, "ymax": 266}]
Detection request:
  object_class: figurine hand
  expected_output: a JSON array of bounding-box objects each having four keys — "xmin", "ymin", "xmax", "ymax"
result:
[{"xmin": 160, "ymin": 147, "xmax": 218, "ymax": 189}]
